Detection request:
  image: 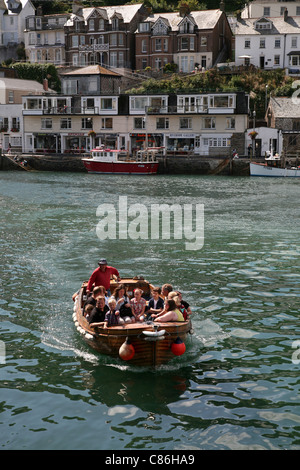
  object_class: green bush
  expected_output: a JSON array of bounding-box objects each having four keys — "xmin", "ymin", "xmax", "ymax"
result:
[{"xmin": 10, "ymin": 63, "xmax": 61, "ymax": 92}]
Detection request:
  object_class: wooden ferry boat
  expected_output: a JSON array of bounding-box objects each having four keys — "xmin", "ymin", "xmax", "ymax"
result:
[
  {"xmin": 72, "ymin": 277, "xmax": 193, "ymax": 367},
  {"xmin": 82, "ymin": 147, "xmax": 161, "ymax": 175}
]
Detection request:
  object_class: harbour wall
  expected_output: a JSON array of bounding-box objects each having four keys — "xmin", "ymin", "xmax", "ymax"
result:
[{"xmin": 0, "ymin": 153, "xmax": 250, "ymax": 176}]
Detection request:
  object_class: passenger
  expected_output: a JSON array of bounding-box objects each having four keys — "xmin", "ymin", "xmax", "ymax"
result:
[
  {"xmin": 83, "ymin": 285, "xmax": 106, "ymax": 314},
  {"xmin": 112, "ymin": 284, "xmax": 135, "ymax": 323},
  {"xmin": 146, "ymin": 287, "xmax": 164, "ymax": 320},
  {"xmin": 104, "ymin": 298, "xmax": 121, "ymax": 328},
  {"xmin": 168, "ymin": 291, "xmax": 189, "ymax": 320},
  {"xmin": 130, "ymin": 288, "xmax": 146, "ymax": 322},
  {"xmin": 176, "ymin": 291, "xmax": 192, "ymax": 318},
  {"xmin": 153, "ymin": 299, "xmax": 184, "ymax": 322},
  {"xmin": 88, "ymin": 296, "xmax": 109, "ymax": 325},
  {"xmin": 161, "ymin": 283, "xmax": 173, "ymax": 300},
  {"xmin": 84, "ymin": 303, "xmax": 94, "ymax": 320},
  {"xmin": 86, "ymin": 258, "xmax": 121, "ymax": 296}
]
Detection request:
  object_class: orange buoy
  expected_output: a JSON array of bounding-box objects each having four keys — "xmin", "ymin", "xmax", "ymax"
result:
[
  {"xmin": 119, "ymin": 337, "xmax": 135, "ymax": 361},
  {"xmin": 171, "ymin": 337, "xmax": 186, "ymax": 356}
]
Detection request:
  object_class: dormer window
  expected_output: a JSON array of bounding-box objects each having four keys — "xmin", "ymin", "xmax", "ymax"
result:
[
  {"xmin": 112, "ymin": 18, "xmax": 119, "ymax": 30},
  {"xmin": 89, "ymin": 19, "xmax": 95, "ymax": 31},
  {"xmin": 255, "ymin": 18, "xmax": 272, "ymax": 30},
  {"xmin": 139, "ymin": 22, "xmax": 150, "ymax": 32},
  {"xmin": 179, "ymin": 21, "xmax": 194, "ymax": 34}
]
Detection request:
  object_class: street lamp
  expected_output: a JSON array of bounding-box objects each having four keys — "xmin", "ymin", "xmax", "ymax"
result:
[
  {"xmin": 265, "ymin": 84, "xmax": 268, "ymax": 112},
  {"xmin": 252, "ymin": 110, "xmax": 256, "ymax": 161}
]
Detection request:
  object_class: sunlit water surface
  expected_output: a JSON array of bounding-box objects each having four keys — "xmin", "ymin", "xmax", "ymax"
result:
[{"xmin": 0, "ymin": 171, "xmax": 299, "ymax": 450}]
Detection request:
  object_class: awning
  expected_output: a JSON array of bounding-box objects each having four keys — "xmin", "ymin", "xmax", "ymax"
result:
[
  {"xmin": 238, "ymin": 55, "xmax": 252, "ymax": 59},
  {"xmin": 287, "ymin": 51, "xmax": 300, "ymax": 56}
]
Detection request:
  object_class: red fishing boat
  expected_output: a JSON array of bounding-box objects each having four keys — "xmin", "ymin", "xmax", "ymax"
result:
[
  {"xmin": 82, "ymin": 147, "xmax": 161, "ymax": 175},
  {"xmin": 72, "ymin": 277, "xmax": 193, "ymax": 367}
]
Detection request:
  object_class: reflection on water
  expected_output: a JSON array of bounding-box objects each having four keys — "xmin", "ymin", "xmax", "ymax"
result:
[{"xmin": 0, "ymin": 172, "xmax": 300, "ymax": 450}]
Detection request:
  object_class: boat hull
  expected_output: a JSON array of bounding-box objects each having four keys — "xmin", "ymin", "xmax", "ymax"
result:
[
  {"xmin": 73, "ymin": 281, "xmax": 192, "ymax": 367},
  {"xmin": 82, "ymin": 159, "xmax": 159, "ymax": 175},
  {"xmin": 250, "ymin": 162, "xmax": 300, "ymax": 177}
]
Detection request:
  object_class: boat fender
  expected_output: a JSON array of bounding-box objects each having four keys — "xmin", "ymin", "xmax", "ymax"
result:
[
  {"xmin": 85, "ymin": 333, "xmax": 93, "ymax": 340},
  {"xmin": 73, "ymin": 305, "xmax": 77, "ymax": 312},
  {"xmin": 119, "ymin": 337, "xmax": 135, "ymax": 361},
  {"xmin": 75, "ymin": 321, "xmax": 79, "ymax": 327},
  {"xmin": 171, "ymin": 336, "xmax": 186, "ymax": 356},
  {"xmin": 142, "ymin": 329, "xmax": 166, "ymax": 337}
]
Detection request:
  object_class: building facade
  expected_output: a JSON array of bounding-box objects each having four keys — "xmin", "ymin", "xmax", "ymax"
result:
[
  {"xmin": 266, "ymin": 96, "xmax": 300, "ymax": 154},
  {"xmin": 24, "ymin": 7, "xmax": 70, "ymax": 65},
  {"xmin": 0, "ymin": 77, "xmax": 50, "ymax": 152},
  {"xmin": 235, "ymin": 12, "xmax": 300, "ymax": 72},
  {"xmin": 241, "ymin": 0, "xmax": 300, "ymax": 19},
  {"xmin": 22, "ymin": 86, "xmax": 249, "ymax": 157},
  {"xmin": 135, "ymin": 7, "xmax": 233, "ymax": 72},
  {"xmin": 64, "ymin": 3, "xmax": 148, "ymax": 69}
]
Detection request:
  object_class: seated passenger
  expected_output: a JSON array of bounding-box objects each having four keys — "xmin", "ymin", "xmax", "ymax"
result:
[
  {"xmin": 161, "ymin": 283, "xmax": 173, "ymax": 300},
  {"xmin": 146, "ymin": 287, "xmax": 164, "ymax": 320},
  {"xmin": 168, "ymin": 291, "xmax": 188, "ymax": 320},
  {"xmin": 176, "ymin": 291, "xmax": 192, "ymax": 318},
  {"xmin": 130, "ymin": 288, "xmax": 146, "ymax": 322},
  {"xmin": 88, "ymin": 296, "xmax": 109, "ymax": 325},
  {"xmin": 83, "ymin": 285, "xmax": 106, "ymax": 315},
  {"xmin": 112, "ymin": 284, "xmax": 135, "ymax": 323},
  {"xmin": 153, "ymin": 299, "xmax": 184, "ymax": 322},
  {"xmin": 104, "ymin": 298, "xmax": 121, "ymax": 328},
  {"xmin": 84, "ymin": 303, "xmax": 94, "ymax": 320}
]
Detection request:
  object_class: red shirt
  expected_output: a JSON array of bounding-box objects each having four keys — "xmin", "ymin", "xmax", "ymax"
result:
[{"xmin": 87, "ymin": 266, "xmax": 119, "ymax": 291}]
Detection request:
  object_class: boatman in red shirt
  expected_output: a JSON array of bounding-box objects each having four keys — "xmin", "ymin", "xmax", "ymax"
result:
[{"xmin": 86, "ymin": 258, "xmax": 121, "ymax": 296}]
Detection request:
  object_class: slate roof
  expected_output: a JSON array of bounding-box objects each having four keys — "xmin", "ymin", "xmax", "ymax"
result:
[
  {"xmin": 269, "ymin": 96, "xmax": 300, "ymax": 118},
  {"xmin": 141, "ymin": 9, "xmax": 222, "ymax": 32},
  {"xmin": 0, "ymin": 77, "xmax": 55, "ymax": 93},
  {"xmin": 236, "ymin": 16, "xmax": 300, "ymax": 35},
  {"xmin": 61, "ymin": 65, "xmax": 121, "ymax": 77},
  {"xmin": 65, "ymin": 3, "xmax": 143, "ymax": 26}
]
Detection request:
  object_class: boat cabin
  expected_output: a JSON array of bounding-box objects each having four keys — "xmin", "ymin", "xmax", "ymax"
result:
[{"xmin": 265, "ymin": 155, "xmax": 281, "ymax": 168}]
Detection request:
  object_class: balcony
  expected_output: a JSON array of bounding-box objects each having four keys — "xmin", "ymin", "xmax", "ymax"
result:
[
  {"xmin": 79, "ymin": 44, "xmax": 109, "ymax": 52},
  {"xmin": 145, "ymin": 105, "xmax": 208, "ymax": 114},
  {"xmin": 24, "ymin": 107, "xmax": 100, "ymax": 115}
]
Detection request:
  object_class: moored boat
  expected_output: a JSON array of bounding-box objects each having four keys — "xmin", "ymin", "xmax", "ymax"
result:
[
  {"xmin": 250, "ymin": 155, "xmax": 300, "ymax": 177},
  {"xmin": 72, "ymin": 277, "xmax": 193, "ymax": 367},
  {"xmin": 82, "ymin": 147, "xmax": 161, "ymax": 175}
]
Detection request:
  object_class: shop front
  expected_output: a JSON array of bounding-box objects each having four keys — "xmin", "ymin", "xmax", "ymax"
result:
[
  {"xmin": 61, "ymin": 133, "xmax": 91, "ymax": 153},
  {"xmin": 130, "ymin": 133, "xmax": 164, "ymax": 154},
  {"xmin": 34, "ymin": 133, "xmax": 60, "ymax": 153},
  {"xmin": 94, "ymin": 133, "xmax": 118, "ymax": 150},
  {"xmin": 166, "ymin": 133, "xmax": 196, "ymax": 153}
]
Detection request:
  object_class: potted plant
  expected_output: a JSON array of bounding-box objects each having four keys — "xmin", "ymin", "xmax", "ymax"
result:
[{"xmin": 249, "ymin": 130, "xmax": 258, "ymax": 139}]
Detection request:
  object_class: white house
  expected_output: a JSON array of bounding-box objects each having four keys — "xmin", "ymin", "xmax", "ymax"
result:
[
  {"xmin": 241, "ymin": 0, "xmax": 300, "ymax": 19},
  {"xmin": 235, "ymin": 13, "xmax": 300, "ymax": 72},
  {"xmin": 0, "ymin": 77, "xmax": 51, "ymax": 152},
  {"xmin": 0, "ymin": 0, "xmax": 35, "ymax": 46}
]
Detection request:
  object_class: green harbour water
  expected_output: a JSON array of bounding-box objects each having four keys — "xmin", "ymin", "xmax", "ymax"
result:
[{"xmin": 0, "ymin": 171, "xmax": 299, "ymax": 450}]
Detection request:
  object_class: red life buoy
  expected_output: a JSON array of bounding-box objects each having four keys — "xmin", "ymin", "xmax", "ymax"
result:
[
  {"xmin": 171, "ymin": 337, "xmax": 186, "ymax": 356},
  {"xmin": 119, "ymin": 337, "xmax": 135, "ymax": 361}
]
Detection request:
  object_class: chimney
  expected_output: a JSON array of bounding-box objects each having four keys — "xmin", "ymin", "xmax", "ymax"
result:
[
  {"xmin": 37, "ymin": 5, "xmax": 42, "ymax": 16},
  {"xmin": 179, "ymin": 3, "xmax": 190, "ymax": 17},
  {"xmin": 43, "ymin": 78, "xmax": 48, "ymax": 91},
  {"xmin": 220, "ymin": 1, "xmax": 225, "ymax": 13},
  {"xmin": 284, "ymin": 8, "xmax": 288, "ymax": 21},
  {"xmin": 72, "ymin": 1, "xmax": 83, "ymax": 15}
]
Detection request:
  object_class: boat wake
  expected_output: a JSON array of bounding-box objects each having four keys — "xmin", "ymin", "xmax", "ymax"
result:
[
  {"xmin": 194, "ymin": 319, "xmax": 230, "ymax": 346},
  {"xmin": 41, "ymin": 332, "xmax": 99, "ymax": 365}
]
